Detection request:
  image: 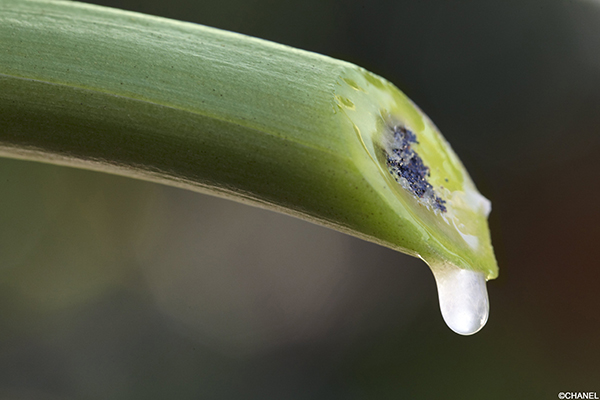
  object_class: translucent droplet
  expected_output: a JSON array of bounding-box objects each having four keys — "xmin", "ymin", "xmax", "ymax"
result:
[{"xmin": 432, "ymin": 265, "xmax": 489, "ymax": 335}]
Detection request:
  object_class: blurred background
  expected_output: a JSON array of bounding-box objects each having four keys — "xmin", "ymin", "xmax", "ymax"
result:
[{"xmin": 1, "ymin": 0, "xmax": 599, "ymax": 398}]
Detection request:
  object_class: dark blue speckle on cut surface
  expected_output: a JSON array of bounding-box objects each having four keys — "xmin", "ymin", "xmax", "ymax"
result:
[{"xmin": 386, "ymin": 126, "xmax": 447, "ymax": 212}]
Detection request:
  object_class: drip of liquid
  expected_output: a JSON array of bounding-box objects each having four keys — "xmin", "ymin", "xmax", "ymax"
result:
[{"xmin": 432, "ymin": 265, "xmax": 489, "ymax": 335}]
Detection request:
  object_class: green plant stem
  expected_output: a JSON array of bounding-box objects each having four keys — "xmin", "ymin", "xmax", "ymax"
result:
[{"xmin": 0, "ymin": 0, "xmax": 498, "ymax": 279}]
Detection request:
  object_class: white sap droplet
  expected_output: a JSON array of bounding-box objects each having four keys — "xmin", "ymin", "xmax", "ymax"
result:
[{"xmin": 432, "ymin": 266, "xmax": 489, "ymax": 335}]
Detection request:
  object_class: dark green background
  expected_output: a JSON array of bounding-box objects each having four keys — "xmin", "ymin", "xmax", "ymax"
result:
[{"xmin": 1, "ymin": 0, "xmax": 599, "ymax": 398}]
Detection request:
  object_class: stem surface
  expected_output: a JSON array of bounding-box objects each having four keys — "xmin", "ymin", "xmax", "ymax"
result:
[{"xmin": 0, "ymin": 0, "xmax": 498, "ymax": 281}]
